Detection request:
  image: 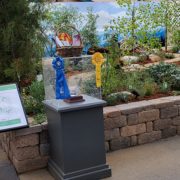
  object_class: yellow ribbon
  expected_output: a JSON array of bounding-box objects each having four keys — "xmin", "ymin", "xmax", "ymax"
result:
[{"xmin": 92, "ymin": 52, "xmax": 105, "ymax": 88}]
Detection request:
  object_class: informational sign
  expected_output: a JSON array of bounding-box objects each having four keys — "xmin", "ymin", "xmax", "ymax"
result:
[
  {"xmin": 92, "ymin": 52, "xmax": 105, "ymax": 88},
  {"xmin": 0, "ymin": 84, "xmax": 28, "ymax": 132}
]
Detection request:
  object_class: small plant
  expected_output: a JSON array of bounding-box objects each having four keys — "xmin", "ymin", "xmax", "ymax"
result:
[
  {"xmin": 172, "ymin": 46, "xmax": 179, "ymax": 53},
  {"xmin": 34, "ymin": 113, "xmax": 47, "ymax": 125},
  {"xmin": 143, "ymin": 82, "xmax": 157, "ymax": 96},
  {"xmin": 154, "ymin": 50, "xmax": 165, "ymax": 59},
  {"xmin": 22, "ymin": 80, "xmax": 45, "ymax": 115},
  {"xmin": 138, "ymin": 54, "xmax": 149, "ymax": 63},
  {"xmin": 22, "ymin": 93, "xmax": 37, "ymax": 115},
  {"xmin": 159, "ymin": 82, "xmax": 170, "ymax": 93},
  {"xmin": 165, "ymin": 53, "xmax": 175, "ymax": 59},
  {"xmin": 81, "ymin": 75, "xmax": 99, "ymax": 97}
]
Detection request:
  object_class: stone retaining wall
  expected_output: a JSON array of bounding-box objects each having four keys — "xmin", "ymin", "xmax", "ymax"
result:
[
  {"xmin": 0, "ymin": 122, "xmax": 49, "ymax": 173},
  {"xmin": 104, "ymin": 96, "xmax": 180, "ymax": 151},
  {"xmin": 1, "ymin": 96, "xmax": 180, "ymax": 173}
]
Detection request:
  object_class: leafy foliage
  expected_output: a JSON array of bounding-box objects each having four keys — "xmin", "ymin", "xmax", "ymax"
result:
[
  {"xmin": 151, "ymin": 0, "xmax": 179, "ymax": 51},
  {"xmin": 81, "ymin": 7, "xmax": 99, "ymax": 48},
  {"xmin": 34, "ymin": 113, "xmax": 47, "ymax": 125},
  {"xmin": 49, "ymin": 6, "xmax": 99, "ymax": 48},
  {"xmin": 147, "ymin": 62, "xmax": 180, "ymax": 89},
  {"xmin": 22, "ymin": 81, "xmax": 45, "ymax": 115},
  {"xmin": 0, "ymin": 0, "xmax": 47, "ymax": 85}
]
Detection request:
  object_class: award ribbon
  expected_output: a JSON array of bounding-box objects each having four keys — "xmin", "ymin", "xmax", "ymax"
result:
[
  {"xmin": 92, "ymin": 52, "xmax": 105, "ymax": 88},
  {"xmin": 52, "ymin": 56, "xmax": 71, "ymax": 99}
]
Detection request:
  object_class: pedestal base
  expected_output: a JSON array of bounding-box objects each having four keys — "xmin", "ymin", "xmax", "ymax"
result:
[{"xmin": 48, "ymin": 159, "xmax": 112, "ymax": 180}]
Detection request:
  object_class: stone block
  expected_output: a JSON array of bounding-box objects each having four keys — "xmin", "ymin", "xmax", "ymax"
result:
[
  {"xmin": 105, "ymin": 142, "xmax": 110, "ymax": 152},
  {"xmin": 13, "ymin": 156, "xmax": 48, "ymax": 173},
  {"xmin": 104, "ymin": 128, "xmax": 120, "ymax": 141},
  {"xmin": 41, "ymin": 122, "xmax": 48, "ymax": 130},
  {"xmin": 40, "ymin": 131, "xmax": 49, "ymax": 144},
  {"xmin": 148, "ymin": 98, "xmax": 174, "ymax": 108},
  {"xmin": 104, "ymin": 116, "xmax": 127, "ymax": 130},
  {"xmin": 127, "ymin": 113, "xmax": 138, "ymax": 125},
  {"xmin": 160, "ymin": 106, "xmax": 178, "ymax": 119},
  {"xmin": 162, "ymin": 126, "xmax": 177, "ymax": 138},
  {"xmin": 146, "ymin": 122, "xmax": 153, "ymax": 132},
  {"xmin": 110, "ymin": 137, "xmax": 130, "ymax": 151},
  {"xmin": 138, "ymin": 131, "xmax": 161, "ymax": 145},
  {"xmin": 177, "ymin": 126, "xmax": 180, "ymax": 135},
  {"xmin": 14, "ymin": 125, "xmax": 42, "ymax": 136},
  {"xmin": 172, "ymin": 116, "xmax": 180, "ymax": 126},
  {"xmin": 162, "ymin": 96, "xmax": 180, "ymax": 105},
  {"xmin": 40, "ymin": 144, "xmax": 50, "ymax": 156},
  {"xmin": 121, "ymin": 124, "xmax": 146, "ymax": 137},
  {"xmin": 13, "ymin": 146, "xmax": 39, "ymax": 161},
  {"xmin": 154, "ymin": 119, "xmax": 172, "ymax": 130},
  {"xmin": 138, "ymin": 109, "xmax": 159, "ymax": 123},
  {"xmin": 12, "ymin": 134, "xmax": 39, "ymax": 148},
  {"xmin": 131, "ymin": 136, "xmax": 137, "ymax": 146},
  {"xmin": 116, "ymin": 101, "xmax": 154, "ymax": 115},
  {"xmin": 103, "ymin": 106, "xmax": 121, "ymax": 118}
]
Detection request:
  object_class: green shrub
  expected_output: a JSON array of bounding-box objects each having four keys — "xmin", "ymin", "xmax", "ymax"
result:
[
  {"xmin": 159, "ymin": 82, "xmax": 170, "ymax": 93},
  {"xmin": 165, "ymin": 53, "xmax": 175, "ymax": 59},
  {"xmin": 147, "ymin": 63, "xmax": 178, "ymax": 85},
  {"xmin": 29, "ymin": 81, "xmax": 45, "ymax": 114},
  {"xmin": 172, "ymin": 46, "xmax": 179, "ymax": 53},
  {"xmin": 34, "ymin": 113, "xmax": 47, "ymax": 125},
  {"xmin": 81, "ymin": 75, "xmax": 99, "ymax": 97},
  {"xmin": 22, "ymin": 94, "xmax": 37, "ymax": 115},
  {"xmin": 22, "ymin": 80, "xmax": 45, "ymax": 115}
]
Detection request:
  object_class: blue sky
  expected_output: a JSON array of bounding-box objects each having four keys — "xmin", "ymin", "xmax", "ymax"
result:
[{"xmin": 51, "ymin": 2, "xmax": 128, "ymax": 32}]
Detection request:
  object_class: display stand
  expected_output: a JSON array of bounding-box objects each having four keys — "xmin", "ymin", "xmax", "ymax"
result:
[{"xmin": 43, "ymin": 95, "xmax": 111, "ymax": 180}]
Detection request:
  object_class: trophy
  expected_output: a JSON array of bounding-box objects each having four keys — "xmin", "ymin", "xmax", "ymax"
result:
[{"xmin": 52, "ymin": 56, "xmax": 84, "ymax": 103}]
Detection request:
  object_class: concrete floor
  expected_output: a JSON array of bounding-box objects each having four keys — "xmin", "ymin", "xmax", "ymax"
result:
[
  {"xmin": 0, "ymin": 147, "xmax": 19, "ymax": 180},
  {"xmin": 19, "ymin": 136, "xmax": 180, "ymax": 180}
]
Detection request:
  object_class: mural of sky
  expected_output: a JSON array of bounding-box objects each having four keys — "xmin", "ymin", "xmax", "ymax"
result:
[{"xmin": 52, "ymin": 2, "xmax": 128, "ymax": 32}]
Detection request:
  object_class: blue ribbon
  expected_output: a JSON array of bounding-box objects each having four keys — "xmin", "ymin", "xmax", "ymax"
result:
[{"xmin": 52, "ymin": 56, "xmax": 71, "ymax": 99}]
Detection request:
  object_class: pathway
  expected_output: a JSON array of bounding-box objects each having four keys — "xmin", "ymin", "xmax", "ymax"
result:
[
  {"xmin": 0, "ymin": 146, "xmax": 19, "ymax": 180},
  {"xmin": 18, "ymin": 136, "xmax": 180, "ymax": 180}
]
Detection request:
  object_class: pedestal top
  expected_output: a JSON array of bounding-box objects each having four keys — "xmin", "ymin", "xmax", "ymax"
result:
[{"xmin": 43, "ymin": 94, "xmax": 106, "ymax": 112}]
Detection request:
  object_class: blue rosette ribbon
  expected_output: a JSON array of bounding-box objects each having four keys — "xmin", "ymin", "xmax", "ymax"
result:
[{"xmin": 52, "ymin": 56, "xmax": 71, "ymax": 99}]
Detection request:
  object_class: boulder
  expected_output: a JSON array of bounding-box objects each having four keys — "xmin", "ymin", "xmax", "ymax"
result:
[
  {"xmin": 106, "ymin": 91, "xmax": 135, "ymax": 106},
  {"xmin": 149, "ymin": 54, "xmax": 162, "ymax": 62},
  {"xmin": 120, "ymin": 56, "xmax": 139, "ymax": 64}
]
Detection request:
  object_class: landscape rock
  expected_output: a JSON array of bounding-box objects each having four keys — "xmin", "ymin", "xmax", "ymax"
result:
[
  {"xmin": 149, "ymin": 54, "xmax": 162, "ymax": 62},
  {"xmin": 121, "ymin": 56, "xmax": 139, "ymax": 64}
]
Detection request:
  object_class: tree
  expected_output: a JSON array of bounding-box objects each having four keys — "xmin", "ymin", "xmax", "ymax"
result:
[
  {"xmin": 49, "ymin": 6, "xmax": 99, "ymax": 49},
  {"xmin": 107, "ymin": 1, "xmax": 163, "ymax": 55},
  {"xmin": 0, "ymin": 0, "xmax": 46, "ymax": 86},
  {"xmin": 151, "ymin": 0, "xmax": 179, "ymax": 52},
  {"xmin": 49, "ymin": 5, "xmax": 84, "ymax": 34},
  {"xmin": 81, "ymin": 7, "xmax": 99, "ymax": 48}
]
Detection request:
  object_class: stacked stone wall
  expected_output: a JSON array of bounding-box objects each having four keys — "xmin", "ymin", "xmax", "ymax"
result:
[
  {"xmin": 0, "ymin": 122, "xmax": 49, "ymax": 173},
  {"xmin": 104, "ymin": 96, "xmax": 180, "ymax": 151}
]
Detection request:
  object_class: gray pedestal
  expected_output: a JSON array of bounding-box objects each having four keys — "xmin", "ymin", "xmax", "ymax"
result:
[{"xmin": 43, "ymin": 95, "xmax": 111, "ymax": 180}]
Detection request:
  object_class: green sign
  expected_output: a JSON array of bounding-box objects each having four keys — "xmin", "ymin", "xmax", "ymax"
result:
[{"xmin": 0, "ymin": 84, "xmax": 28, "ymax": 132}]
